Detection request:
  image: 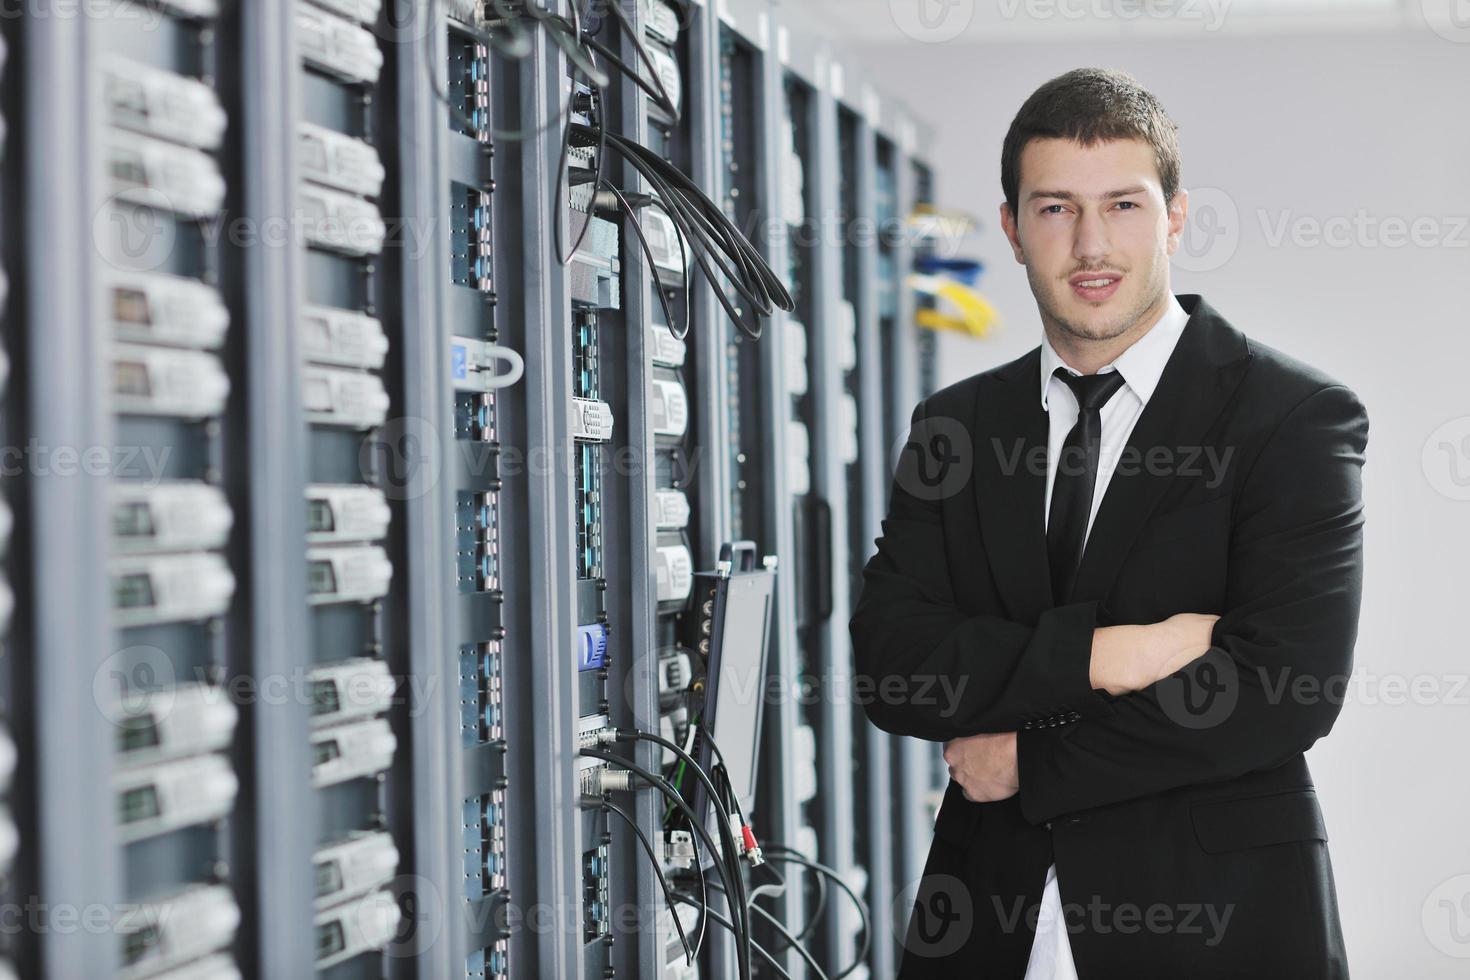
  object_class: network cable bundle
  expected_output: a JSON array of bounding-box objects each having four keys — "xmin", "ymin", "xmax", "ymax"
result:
[{"xmin": 0, "ymin": 1, "xmax": 948, "ymax": 978}]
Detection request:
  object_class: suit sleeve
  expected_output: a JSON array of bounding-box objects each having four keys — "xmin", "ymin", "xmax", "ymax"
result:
[
  {"xmin": 849, "ymin": 397, "xmax": 1108, "ymax": 742},
  {"xmin": 1017, "ymin": 384, "xmax": 1369, "ymax": 823}
]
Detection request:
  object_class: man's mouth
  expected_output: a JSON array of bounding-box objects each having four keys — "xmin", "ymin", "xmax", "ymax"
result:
[{"xmin": 1068, "ymin": 272, "xmax": 1123, "ymax": 302}]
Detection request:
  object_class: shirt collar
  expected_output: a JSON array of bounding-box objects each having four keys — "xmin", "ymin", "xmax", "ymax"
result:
[{"xmin": 1040, "ymin": 293, "xmax": 1191, "ymax": 411}]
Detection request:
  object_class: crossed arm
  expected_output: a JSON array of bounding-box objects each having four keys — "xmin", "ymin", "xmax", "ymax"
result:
[{"xmin": 850, "ymin": 385, "xmax": 1369, "ymax": 823}]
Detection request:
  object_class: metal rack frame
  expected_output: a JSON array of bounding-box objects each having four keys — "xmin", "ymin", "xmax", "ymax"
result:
[{"xmin": 3, "ymin": 1, "xmax": 946, "ymax": 977}]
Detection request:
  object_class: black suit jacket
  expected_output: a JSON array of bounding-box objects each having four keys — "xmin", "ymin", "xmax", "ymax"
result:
[{"xmin": 851, "ymin": 295, "xmax": 1367, "ymax": 979}]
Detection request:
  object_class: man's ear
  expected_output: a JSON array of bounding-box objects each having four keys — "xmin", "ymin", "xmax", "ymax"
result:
[
  {"xmin": 1164, "ymin": 188, "xmax": 1189, "ymax": 257},
  {"xmin": 999, "ymin": 201, "xmax": 1025, "ymax": 264}
]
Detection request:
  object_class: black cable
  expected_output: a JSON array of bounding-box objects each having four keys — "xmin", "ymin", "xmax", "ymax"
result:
[
  {"xmin": 594, "ymin": 179, "xmax": 683, "ymax": 339},
  {"xmin": 679, "ymin": 808, "xmax": 711, "ymax": 960},
  {"xmin": 602, "ymin": 0, "xmax": 680, "ymax": 122},
  {"xmin": 600, "ymin": 797, "xmax": 693, "ymax": 965},
  {"xmin": 624, "ymin": 147, "xmax": 775, "ymax": 323},
  {"xmin": 794, "ymin": 854, "xmax": 829, "ymax": 944},
  {"xmin": 716, "ymin": 885, "xmax": 831, "ymax": 980},
  {"xmin": 595, "ymin": 740, "xmax": 752, "ymax": 961},
  {"xmin": 424, "ymin": 0, "xmax": 582, "ymax": 142},
  {"xmin": 671, "ymin": 892, "xmax": 792, "ymax": 980},
  {"xmin": 571, "ymin": 124, "xmax": 794, "ymax": 338},
  {"xmin": 580, "ymin": 747, "xmax": 753, "ymax": 980},
  {"xmin": 517, "ymin": 0, "xmax": 609, "ymax": 89},
  {"xmin": 642, "ymin": 195, "xmax": 693, "ymax": 338},
  {"xmin": 616, "ymin": 728, "xmax": 731, "ymax": 831},
  {"xmin": 761, "ymin": 847, "xmax": 871, "ymax": 980},
  {"xmin": 582, "ymin": 34, "xmax": 678, "ymax": 122},
  {"xmin": 697, "ymin": 722, "xmax": 749, "ymax": 830},
  {"xmin": 705, "ymin": 869, "xmax": 834, "ymax": 975},
  {"xmin": 547, "ymin": 0, "xmax": 609, "ymax": 265}
]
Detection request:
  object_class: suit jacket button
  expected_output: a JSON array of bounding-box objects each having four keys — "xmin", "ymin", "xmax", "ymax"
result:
[{"xmin": 1044, "ymin": 821, "xmax": 1053, "ymax": 830}]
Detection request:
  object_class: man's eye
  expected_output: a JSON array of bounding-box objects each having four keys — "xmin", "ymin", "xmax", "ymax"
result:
[
  {"xmin": 1115, "ymin": 201, "xmax": 1138, "ymax": 210},
  {"xmin": 1041, "ymin": 204, "xmax": 1065, "ymax": 215}
]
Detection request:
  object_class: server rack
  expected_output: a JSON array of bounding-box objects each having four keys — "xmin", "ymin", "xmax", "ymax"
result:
[{"xmin": 3, "ymin": 2, "xmax": 942, "ymax": 977}]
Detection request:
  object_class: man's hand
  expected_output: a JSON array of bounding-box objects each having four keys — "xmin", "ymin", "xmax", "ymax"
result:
[
  {"xmin": 1089, "ymin": 612, "xmax": 1221, "ymax": 696},
  {"xmin": 943, "ymin": 731, "xmax": 1018, "ymax": 803}
]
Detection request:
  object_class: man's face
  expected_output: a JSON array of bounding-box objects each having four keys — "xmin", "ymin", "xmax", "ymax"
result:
[{"xmin": 1000, "ymin": 137, "xmax": 1187, "ymax": 344}]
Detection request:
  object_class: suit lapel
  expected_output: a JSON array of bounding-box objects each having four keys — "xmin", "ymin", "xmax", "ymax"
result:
[
  {"xmin": 1070, "ymin": 295, "xmax": 1252, "ymax": 608},
  {"xmin": 972, "ymin": 347, "xmax": 1054, "ymax": 623},
  {"xmin": 972, "ymin": 295, "xmax": 1253, "ymax": 622}
]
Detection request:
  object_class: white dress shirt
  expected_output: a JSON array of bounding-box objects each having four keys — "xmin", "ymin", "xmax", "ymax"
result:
[{"xmin": 1022, "ymin": 294, "xmax": 1191, "ymax": 979}]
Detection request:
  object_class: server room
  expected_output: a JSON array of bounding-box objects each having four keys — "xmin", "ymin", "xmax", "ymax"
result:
[{"xmin": 0, "ymin": 0, "xmax": 1462, "ymax": 978}]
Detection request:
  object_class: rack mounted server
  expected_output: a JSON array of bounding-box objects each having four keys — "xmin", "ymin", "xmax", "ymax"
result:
[{"xmin": 0, "ymin": 1, "xmax": 946, "ymax": 977}]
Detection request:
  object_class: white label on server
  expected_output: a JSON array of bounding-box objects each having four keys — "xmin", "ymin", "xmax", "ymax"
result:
[
  {"xmin": 571, "ymin": 397, "xmax": 614, "ymax": 442},
  {"xmin": 654, "ymin": 489, "xmax": 691, "ymax": 530},
  {"xmin": 651, "ymin": 378, "xmax": 689, "ymax": 439},
  {"xmin": 301, "ymin": 366, "xmax": 390, "ymax": 430},
  {"xmin": 649, "ymin": 322, "xmax": 687, "ymax": 368},
  {"xmin": 655, "ymin": 544, "xmax": 693, "ymax": 604},
  {"xmin": 109, "ymin": 271, "xmax": 230, "ymax": 350},
  {"xmin": 298, "ymin": 122, "xmax": 386, "ymax": 198},
  {"xmin": 784, "ymin": 319, "xmax": 808, "ymax": 396},
  {"xmin": 837, "ymin": 299, "xmax": 858, "ymax": 372},
  {"xmin": 301, "ymin": 305, "xmax": 389, "ymax": 370},
  {"xmin": 839, "ymin": 393, "xmax": 859, "ymax": 464},
  {"xmin": 786, "ymin": 420, "xmax": 811, "ymax": 496}
]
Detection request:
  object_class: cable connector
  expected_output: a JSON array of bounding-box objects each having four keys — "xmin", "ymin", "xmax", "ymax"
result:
[
  {"xmin": 591, "ymin": 189, "xmax": 655, "ymax": 215},
  {"xmin": 731, "ymin": 815, "xmax": 764, "ymax": 867},
  {"xmin": 584, "ymin": 767, "xmax": 635, "ymax": 795},
  {"xmin": 664, "ymin": 829, "xmax": 695, "ymax": 870}
]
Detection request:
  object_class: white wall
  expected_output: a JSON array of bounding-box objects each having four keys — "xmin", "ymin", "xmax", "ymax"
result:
[{"xmin": 857, "ymin": 27, "xmax": 1470, "ymax": 976}]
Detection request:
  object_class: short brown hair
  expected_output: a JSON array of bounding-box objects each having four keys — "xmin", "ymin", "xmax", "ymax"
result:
[{"xmin": 1001, "ymin": 68, "xmax": 1181, "ymax": 216}]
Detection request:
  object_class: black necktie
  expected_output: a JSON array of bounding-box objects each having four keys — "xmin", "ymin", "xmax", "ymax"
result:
[{"xmin": 1046, "ymin": 367, "xmax": 1128, "ymax": 605}]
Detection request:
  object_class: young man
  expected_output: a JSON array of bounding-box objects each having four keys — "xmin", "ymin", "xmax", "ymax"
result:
[{"xmin": 851, "ymin": 68, "xmax": 1365, "ymax": 978}]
